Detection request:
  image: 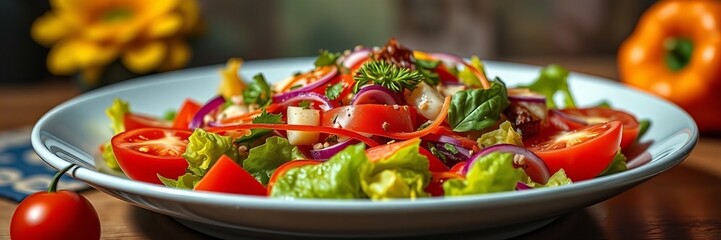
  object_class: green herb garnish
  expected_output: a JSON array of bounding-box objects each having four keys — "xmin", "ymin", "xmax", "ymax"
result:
[
  {"xmin": 353, "ymin": 60, "xmax": 423, "ymax": 93},
  {"xmin": 325, "ymin": 82, "xmax": 344, "ymax": 100}
]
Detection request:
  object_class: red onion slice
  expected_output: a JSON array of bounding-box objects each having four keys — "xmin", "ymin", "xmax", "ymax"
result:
[
  {"xmin": 341, "ymin": 48, "xmax": 371, "ymax": 69},
  {"xmin": 309, "ymin": 139, "xmax": 360, "ymax": 160},
  {"xmin": 464, "ymin": 144, "xmax": 551, "ymax": 185},
  {"xmin": 272, "ymin": 91, "xmax": 334, "ymax": 111},
  {"xmin": 508, "ymin": 88, "xmax": 546, "ymax": 104},
  {"xmin": 422, "ymin": 133, "xmax": 463, "ymax": 147},
  {"xmin": 189, "ymin": 95, "xmax": 226, "ymax": 129},
  {"xmin": 272, "ymin": 66, "xmax": 338, "ymax": 102},
  {"xmin": 516, "ymin": 181, "xmax": 532, "ymax": 190},
  {"xmin": 350, "ymin": 85, "xmax": 402, "ymax": 105}
]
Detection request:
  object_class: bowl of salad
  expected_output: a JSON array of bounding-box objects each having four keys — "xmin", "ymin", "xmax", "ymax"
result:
[{"xmin": 31, "ymin": 39, "xmax": 698, "ymax": 238}]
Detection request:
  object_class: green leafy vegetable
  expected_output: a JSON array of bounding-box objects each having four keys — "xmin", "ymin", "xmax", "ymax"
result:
[
  {"xmin": 638, "ymin": 119, "xmax": 651, "ymax": 140},
  {"xmin": 243, "ymin": 73, "xmax": 272, "ymax": 107},
  {"xmin": 314, "ymin": 49, "xmax": 341, "ymax": 67},
  {"xmin": 414, "ymin": 59, "xmax": 441, "ymax": 86},
  {"xmin": 102, "ymin": 98, "xmax": 130, "ymax": 171},
  {"xmin": 163, "ymin": 110, "xmax": 177, "ymax": 121},
  {"xmin": 526, "ymin": 169, "xmax": 572, "ymax": 188},
  {"xmin": 158, "ymin": 173, "xmax": 201, "ymax": 189},
  {"xmin": 242, "ymin": 137, "xmax": 306, "ymax": 184},
  {"xmin": 524, "ymin": 64, "xmax": 576, "ymax": 109},
  {"xmin": 235, "ymin": 110, "xmax": 284, "ymax": 145},
  {"xmin": 361, "ymin": 140, "xmax": 430, "ymax": 200},
  {"xmin": 443, "ymin": 152, "xmax": 524, "ymax": 196},
  {"xmin": 448, "ymin": 78, "xmax": 510, "ymax": 132},
  {"xmin": 353, "ymin": 60, "xmax": 423, "ymax": 93},
  {"xmin": 325, "ymin": 82, "xmax": 344, "ymax": 100},
  {"xmin": 599, "ymin": 151, "xmax": 628, "ymax": 176},
  {"xmin": 457, "ymin": 56, "xmax": 487, "ymax": 88},
  {"xmin": 270, "ymin": 143, "xmax": 371, "ymax": 199},
  {"xmin": 106, "ymin": 98, "xmax": 130, "ymax": 134},
  {"xmin": 182, "ymin": 128, "xmax": 240, "ymax": 176},
  {"xmin": 477, "ymin": 121, "xmax": 523, "ymax": 148}
]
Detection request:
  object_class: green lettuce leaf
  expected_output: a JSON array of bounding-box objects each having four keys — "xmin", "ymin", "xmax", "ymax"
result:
[
  {"xmin": 106, "ymin": 98, "xmax": 130, "ymax": 134},
  {"xmin": 526, "ymin": 169, "xmax": 572, "ymax": 188},
  {"xmin": 599, "ymin": 151, "xmax": 628, "ymax": 176},
  {"xmin": 443, "ymin": 152, "xmax": 523, "ymax": 196},
  {"xmin": 182, "ymin": 128, "xmax": 240, "ymax": 176},
  {"xmin": 477, "ymin": 121, "xmax": 523, "ymax": 148},
  {"xmin": 361, "ymin": 140, "xmax": 431, "ymax": 200},
  {"xmin": 448, "ymin": 78, "xmax": 509, "ymax": 132},
  {"xmin": 242, "ymin": 136, "xmax": 306, "ymax": 185},
  {"xmin": 457, "ymin": 56, "xmax": 487, "ymax": 88},
  {"xmin": 523, "ymin": 64, "xmax": 576, "ymax": 109},
  {"xmin": 270, "ymin": 143, "xmax": 371, "ymax": 199},
  {"xmin": 158, "ymin": 173, "xmax": 201, "ymax": 189},
  {"xmin": 102, "ymin": 98, "xmax": 130, "ymax": 171}
]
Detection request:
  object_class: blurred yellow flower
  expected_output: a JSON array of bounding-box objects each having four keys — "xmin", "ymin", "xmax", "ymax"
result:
[{"xmin": 32, "ymin": 0, "xmax": 200, "ymax": 84}]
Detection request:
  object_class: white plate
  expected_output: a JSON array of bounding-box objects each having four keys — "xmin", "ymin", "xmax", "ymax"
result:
[{"xmin": 31, "ymin": 58, "xmax": 698, "ymax": 239}]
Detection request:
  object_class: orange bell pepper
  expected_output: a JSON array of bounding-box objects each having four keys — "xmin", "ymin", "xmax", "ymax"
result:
[{"xmin": 618, "ymin": 0, "xmax": 721, "ymax": 132}]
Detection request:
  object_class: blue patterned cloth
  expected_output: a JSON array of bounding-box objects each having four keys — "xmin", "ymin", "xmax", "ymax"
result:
[{"xmin": 0, "ymin": 127, "xmax": 87, "ymax": 202}]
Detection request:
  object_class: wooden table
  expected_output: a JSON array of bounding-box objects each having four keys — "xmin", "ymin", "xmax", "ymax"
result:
[{"xmin": 1, "ymin": 57, "xmax": 721, "ymax": 239}]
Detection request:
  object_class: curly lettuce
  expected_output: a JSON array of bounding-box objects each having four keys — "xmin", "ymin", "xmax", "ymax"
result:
[
  {"xmin": 443, "ymin": 152, "xmax": 524, "ymax": 196},
  {"xmin": 270, "ymin": 143, "xmax": 370, "ymax": 199},
  {"xmin": 477, "ymin": 121, "xmax": 523, "ymax": 148},
  {"xmin": 182, "ymin": 128, "xmax": 240, "ymax": 176},
  {"xmin": 362, "ymin": 139, "xmax": 431, "ymax": 200},
  {"xmin": 242, "ymin": 136, "xmax": 305, "ymax": 185},
  {"xmin": 101, "ymin": 98, "xmax": 130, "ymax": 171}
]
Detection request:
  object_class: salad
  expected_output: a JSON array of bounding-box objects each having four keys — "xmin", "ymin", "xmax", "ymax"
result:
[{"xmin": 101, "ymin": 38, "xmax": 648, "ymax": 200}]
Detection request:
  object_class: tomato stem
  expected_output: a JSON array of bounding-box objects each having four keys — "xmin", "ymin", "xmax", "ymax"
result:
[
  {"xmin": 664, "ymin": 37, "xmax": 693, "ymax": 72},
  {"xmin": 48, "ymin": 164, "xmax": 76, "ymax": 193}
]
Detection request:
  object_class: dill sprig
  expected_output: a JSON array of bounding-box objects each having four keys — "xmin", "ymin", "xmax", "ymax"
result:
[{"xmin": 353, "ymin": 60, "xmax": 423, "ymax": 93}]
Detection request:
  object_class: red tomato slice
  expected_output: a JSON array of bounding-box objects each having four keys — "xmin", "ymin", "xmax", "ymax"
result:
[
  {"xmin": 425, "ymin": 171, "xmax": 463, "ymax": 196},
  {"xmin": 527, "ymin": 121, "xmax": 623, "ymax": 182},
  {"xmin": 549, "ymin": 107, "xmax": 640, "ymax": 149},
  {"xmin": 172, "ymin": 98, "xmax": 202, "ymax": 129},
  {"xmin": 111, "ymin": 128, "xmax": 192, "ymax": 184},
  {"xmin": 124, "ymin": 114, "xmax": 171, "ymax": 131},
  {"xmin": 267, "ymin": 160, "xmax": 321, "ymax": 194},
  {"xmin": 450, "ymin": 161, "xmax": 467, "ymax": 175},
  {"xmin": 418, "ymin": 147, "xmax": 452, "ymax": 172},
  {"xmin": 194, "ymin": 155, "xmax": 266, "ymax": 196},
  {"xmin": 321, "ymin": 104, "xmax": 416, "ymax": 134}
]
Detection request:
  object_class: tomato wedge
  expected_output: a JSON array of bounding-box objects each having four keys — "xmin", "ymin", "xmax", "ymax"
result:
[
  {"xmin": 124, "ymin": 113, "xmax": 171, "ymax": 131},
  {"xmin": 111, "ymin": 128, "xmax": 192, "ymax": 184},
  {"xmin": 550, "ymin": 107, "xmax": 640, "ymax": 149},
  {"xmin": 321, "ymin": 104, "xmax": 416, "ymax": 134},
  {"xmin": 172, "ymin": 98, "xmax": 202, "ymax": 129},
  {"xmin": 527, "ymin": 121, "xmax": 623, "ymax": 181},
  {"xmin": 194, "ymin": 155, "xmax": 266, "ymax": 196}
]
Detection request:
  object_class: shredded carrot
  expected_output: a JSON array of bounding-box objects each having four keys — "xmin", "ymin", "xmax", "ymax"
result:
[
  {"xmin": 462, "ymin": 62, "xmax": 491, "ymax": 89},
  {"xmin": 206, "ymin": 123, "xmax": 380, "ymax": 147},
  {"xmin": 371, "ymin": 96, "xmax": 451, "ymax": 140}
]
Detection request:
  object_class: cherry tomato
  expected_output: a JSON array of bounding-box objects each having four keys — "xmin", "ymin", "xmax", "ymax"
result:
[
  {"xmin": 172, "ymin": 98, "xmax": 202, "ymax": 129},
  {"xmin": 321, "ymin": 104, "xmax": 416, "ymax": 134},
  {"xmin": 194, "ymin": 155, "xmax": 267, "ymax": 196},
  {"xmin": 124, "ymin": 113, "xmax": 171, "ymax": 131},
  {"xmin": 267, "ymin": 160, "xmax": 322, "ymax": 194},
  {"xmin": 549, "ymin": 107, "xmax": 640, "ymax": 149},
  {"xmin": 11, "ymin": 165, "xmax": 100, "ymax": 240},
  {"xmin": 527, "ymin": 121, "xmax": 623, "ymax": 181},
  {"xmin": 111, "ymin": 128, "xmax": 192, "ymax": 184},
  {"xmin": 425, "ymin": 171, "xmax": 463, "ymax": 196}
]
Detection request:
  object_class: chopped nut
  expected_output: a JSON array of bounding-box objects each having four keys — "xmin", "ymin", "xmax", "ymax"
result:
[{"xmin": 313, "ymin": 143, "xmax": 324, "ymax": 150}]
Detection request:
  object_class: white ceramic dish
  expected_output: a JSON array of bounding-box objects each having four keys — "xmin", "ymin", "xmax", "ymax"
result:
[{"xmin": 31, "ymin": 58, "xmax": 698, "ymax": 239}]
